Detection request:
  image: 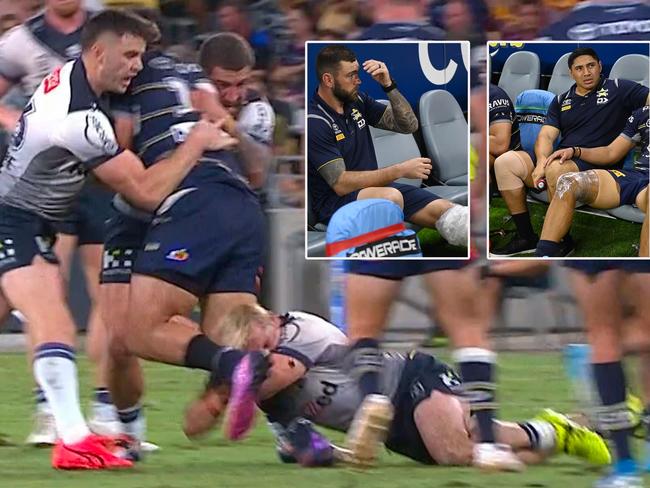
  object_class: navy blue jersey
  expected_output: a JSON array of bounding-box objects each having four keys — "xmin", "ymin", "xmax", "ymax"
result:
[
  {"xmin": 545, "ymin": 78, "xmax": 648, "ymax": 165},
  {"xmin": 113, "ymin": 51, "xmax": 244, "ymax": 184},
  {"xmin": 621, "ymin": 106, "xmax": 649, "ymax": 172},
  {"xmin": 489, "ymin": 84, "xmax": 519, "ymax": 150},
  {"xmin": 540, "ymin": 2, "xmax": 650, "ymax": 41},
  {"xmin": 356, "ymin": 22, "xmax": 445, "ymax": 40},
  {"xmin": 308, "ymin": 91, "xmax": 387, "ymax": 215}
]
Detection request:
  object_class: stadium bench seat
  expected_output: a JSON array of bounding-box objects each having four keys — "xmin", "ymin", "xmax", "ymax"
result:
[
  {"xmin": 610, "ymin": 54, "xmax": 650, "ymax": 88},
  {"xmin": 547, "ymin": 53, "xmax": 573, "ymax": 96},
  {"xmin": 498, "ymin": 51, "xmax": 541, "ymax": 103}
]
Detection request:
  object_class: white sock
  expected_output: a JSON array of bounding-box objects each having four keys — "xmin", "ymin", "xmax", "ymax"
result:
[
  {"xmin": 117, "ymin": 404, "xmax": 145, "ymax": 441},
  {"xmin": 33, "ymin": 346, "xmax": 90, "ymax": 445}
]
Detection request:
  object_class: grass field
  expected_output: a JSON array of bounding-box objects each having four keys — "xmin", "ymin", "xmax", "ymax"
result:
[
  {"xmin": 489, "ymin": 198, "xmax": 641, "ymax": 257},
  {"xmin": 1, "ymin": 352, "xmax": 648, "ymax": 488}
]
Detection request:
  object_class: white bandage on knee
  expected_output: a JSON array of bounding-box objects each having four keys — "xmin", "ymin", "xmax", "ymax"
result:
[
  {"xmin": 435, "ymin": 204, "xmax": 468, "ymax": 247},
  {"xmin": 494, "ymin": 151, "xmax": 531, "ymax": 191},
  {"xmin": 555, "ymin": 170, "xmax": 598, "ymax": 202}
]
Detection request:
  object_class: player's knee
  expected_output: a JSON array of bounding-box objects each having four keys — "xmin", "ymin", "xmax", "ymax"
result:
[
  {"xmin": 434, "ymin": 204, "xmax": 468, "ymax": 247},
  {"xmin": 494, "ymin": 151, "xmax": 526, "ymax": 191},
  {"xmin": 378, "ymin": 187, "xmax": 404, "ymax": 208},
  {"xmin": 556, "ymin": 170, "xmax": 597, "ymax": 202},
  {"xmin": 555, "ymin": 172, "xmax": 579, "ymax": 200}
]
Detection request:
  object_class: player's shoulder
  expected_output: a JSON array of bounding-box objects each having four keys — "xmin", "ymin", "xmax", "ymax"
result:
[
  {"xmin": 308, "ymin": 98, "xmax": 335, "ymax": 128},
  {"xmin": 488, "ymin": 84, "xmax": 511, "ymax": 105},
  {"xmin": 0, "ymin": 21, "xmax": 32, "ymax": 48}
]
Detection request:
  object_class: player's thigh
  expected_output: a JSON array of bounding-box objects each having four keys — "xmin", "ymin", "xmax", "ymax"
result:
[
  {"xmin": 357, "ymin": 186, "xmax": 404, "ymax": 208},
  {"xmin": 636, "ymin": 185, "xmax": 649, "ymax": 212},
  {"xmin": 345, "ymin": 272, "xmax": 401, "ymax": 341},
  {"xmin": 591, "ymin": 169, "xmax": 621, "ymax": 208},
  {"xmin": 200, "ymin": 292, "xmax": 257, "ymax": 340},
  {"xmin": 546, "ymin": 159, "xmax": 579, "ymax": 183},
  {"xmin": 1, "ymin": 257, "xmax": 76, "ymax": 343},
  {"xmin": 414, "ymin": 390, "xmax": 473, "ymax": 465},
  {"xmin": 53, "ymin": 232, "xmax": 78, "ymax": 285},
  {"xmin": 495, "ymin": 150, "xmax": 535, "ymax": 187}
]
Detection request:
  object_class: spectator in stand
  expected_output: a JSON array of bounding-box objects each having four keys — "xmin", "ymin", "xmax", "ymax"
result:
[
  {"xmin": 357, "ymin": 0, "xmax": 445, "ymax": 40},
  {"xmin": 499, "ymin": 0, "xmax": 545, "ymax": 40},
  {"xmin": 315, "ymin": 2, "xmax": 357, "ymax": 39}
]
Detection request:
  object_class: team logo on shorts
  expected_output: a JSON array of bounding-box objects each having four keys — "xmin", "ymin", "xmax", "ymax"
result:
[{"xmin": 166, "ymin": 248, "xmax": 190, "ymax": 262}]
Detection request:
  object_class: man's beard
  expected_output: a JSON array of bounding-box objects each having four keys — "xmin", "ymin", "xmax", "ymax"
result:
[{"xmin": 332, "ymin": 83, "xmax": 357, "ymax": 104}]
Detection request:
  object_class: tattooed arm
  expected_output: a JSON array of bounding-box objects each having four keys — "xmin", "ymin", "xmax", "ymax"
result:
[{"xmin": 375, "ymin": 89, "xmax": 419, "ymax": 134}]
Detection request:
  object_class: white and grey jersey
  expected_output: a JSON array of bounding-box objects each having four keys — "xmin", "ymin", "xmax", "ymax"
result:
[
  {"xmin": 237, "ymin": 93, "xmax": 275, "ymax": 146},
  {"xmin": 275, "ymin": 312, "xmax": 405, "ymax": 432},
  {"xmin": 0, "ymin": 12, "xmax": 84, "ymax": 97},
  {"xmin": 0, "ymin": 60, "xmax": 122, "ymax": 220}
]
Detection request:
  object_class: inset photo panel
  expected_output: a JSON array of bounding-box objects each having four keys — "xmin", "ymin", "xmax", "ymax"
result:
[
  {"xmin": 305, "ymin": 41, "xmax": 471, "ymax": 259},
  {"xmin": 488, "ymin": 41, "xmax": 649, "ymax": 259}
]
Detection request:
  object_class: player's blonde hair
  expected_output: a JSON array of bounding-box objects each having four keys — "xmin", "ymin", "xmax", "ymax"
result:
[{"xmin": 216, "ymin": 303, "xmax": 272, "ymax": 349}]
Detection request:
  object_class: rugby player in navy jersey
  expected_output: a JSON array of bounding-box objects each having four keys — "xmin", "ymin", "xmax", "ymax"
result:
[
  {"xmin": 308, "ymin": 45, "xmax": 468, "ymax": 247},
  {"xmin": 493, "ymin": 47, "xmax": 648, "ymax": 257},
  {"xmin": 0, "ymin": 0, "xmax": 126, "ymax": 442},
  {"xmin": 102, "ymin": 29, "xmax": 271, "ymax": 452},
  {"xmin": 536, "ymin": 106, "xmax": 648, "ymax": 257},
  {"xmin": 540, "ymin": 0, "xmax": 650, "ymax": 41}
]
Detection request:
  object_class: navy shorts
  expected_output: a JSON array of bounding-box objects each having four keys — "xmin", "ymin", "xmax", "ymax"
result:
[
  {"xmin": 564, "ymin": 260, "xmax": 650, "ymax": 275},
  {"xmin": 318, "ymin": 182, "xmax": 440, "ymax": 224},
  {"xmin": 573, "ymin": 157, "xmax": 617, "ymax": 172},
  {"xmin": 134, "ymin": 182, "xmax": 266, "ymax": 297},
  {"xmin": 347, "ymin": 259, "xmax": 469, "ymax": 279},
  {"xmin": 386, "ymin": 352, "xmax": 462, "ymax": 464},
  {"xmin": 100, "ymin": 211, "xmax": 149, "ymax": 285},
  {"xmin": 606, "ymin": 168, "xmax": 648, "ymax": 206},
  {"xmin": 52, "ymin": 182, "xmax": 114, "ymax": 245},
  {"xmin": 0, "ymin": 204, "xmax": 58, "ymax": 276}
]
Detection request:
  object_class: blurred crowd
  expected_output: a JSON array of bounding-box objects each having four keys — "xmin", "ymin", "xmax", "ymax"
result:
[{"xmin": 0, "ymin": 0, "xmax": 635, "ymax": 208}]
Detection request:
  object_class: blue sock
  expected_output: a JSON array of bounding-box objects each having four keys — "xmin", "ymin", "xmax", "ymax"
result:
[
  {"xmin": 535, "ymin": 239, "xmax": 562, "ymax": 257},
  {"xmin": 94, "ymin": 387, "xmax": 112, "ymax": 405},
  {"xmin": 593, "ymin": 362, "xmax": 634, "ymax": 462}
]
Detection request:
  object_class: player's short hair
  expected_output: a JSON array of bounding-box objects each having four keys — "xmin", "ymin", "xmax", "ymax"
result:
[
  {"xmin": 199, "ymin": 32, "xmax": 255, "ymax": 74},
  {"xmin": 216, "ymin": 304, "xmax": 271, "ymax": 349},
  {"xmin": 316, "ymin": 45, "xmax": 357, "ymax": 82},
  {"xmin": 568, "ymin": 47, "xmax": 600, "ymax": 69},
  {"xmin": 81, "ymin": 9, "xmax": 156, "ymax": 51}
]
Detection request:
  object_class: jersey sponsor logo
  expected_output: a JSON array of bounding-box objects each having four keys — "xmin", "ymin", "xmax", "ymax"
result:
[
  {"xmin": 350, "ymin": 108, "xmax": 366, "ymax": 129},
  {"xmin": 609, "ymin": 170, "xmax": 626, "ymax": 178},
  {"xmin": 85, "ymin": 111, "xmax": 118, "ymax": 155},
  {"xmin": 517, "ymin": 114, "xmax": 545, "ymax": 124},
  {"xmin": 567, "ymin": 20, "xmax": 650, "ymax": 41},
  {"xmin": 596, "ymin": 87, "xmax": 609, "ymax": 105},
  {"xmin": 43, "ymin": 67, "xmax": 61, "ymax": 94},
  {"xmin": 347, "ymin": 235, "xmax": 420, "ymax": 258},
  {"xmin": 0, "ymin": 238, "xmax": 16, "ymax": 263},
  {"xmin": 488, "ymin": 98, "xmax": 510, "ymax": 111},
  {"xmin": 166, "ymin": 248, "xmax": 190, "ymax": 262},
  {"xmin": 561, "ymin": 98, "xmax": 572, "ymax": 111},
  {"xmin": 102, "ymin": 248, "xmax": 134, "ymax": 271},
  {"xmin": 336, "ymin": 133, "xmax": 345, "ymax": 141}
]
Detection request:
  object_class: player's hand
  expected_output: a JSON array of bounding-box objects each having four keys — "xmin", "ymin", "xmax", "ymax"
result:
[
  {"xmin": 399, "ymin": 157, "xmax": 432, "ymax": 180},
  {"xmin": 362, "ymin": 59, "xmax": 391, "ymax": 88},
  {"xmin": 190, "ymin": 119, "xmax": 238, "ymax": 152},
  {"xmin": 544, "ymin": 148, "xmax": 573, "ymax": 167},
  {"xmin": 531, "ymin": 164, "xmax": 546, "ymax": 187}
]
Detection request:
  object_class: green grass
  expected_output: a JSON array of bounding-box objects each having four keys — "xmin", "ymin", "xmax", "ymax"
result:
[
  {"xmin": 417, "ymin": 228, "xmax": 467, "ymax": 257},
  {"xmin": 490, "ymin": 198, "xmax": 641, "ymax": 257},
  {"xmin": 1, "ymin": 352, "xmax": 648, "ymax": 487}
]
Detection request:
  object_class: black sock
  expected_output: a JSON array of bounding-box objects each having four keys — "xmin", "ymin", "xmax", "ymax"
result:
[
  {"xmin": 535, "ymin": 239, "xmax": 563, "ymax": 257},
  {"xmin": 593, "ymin": 361, "xmax": 633, "ymax": 462},
  {"xmin": 260, "ymin": 388, "xmax": 299, "ymax": 428},
  {"xmin": 350, "ymin": 338, "xmax": 382, "ymax": 397},
  {"xmin": 455, "ymin": 348, "xmax": 497, "ymax": 443},
  {"xmin": 184, "ymin": 334, "xmax": 244, "ymax": 380},
  {"xmin": 512, "ymin": 212, "xmax": 536, "ymax": 241}
]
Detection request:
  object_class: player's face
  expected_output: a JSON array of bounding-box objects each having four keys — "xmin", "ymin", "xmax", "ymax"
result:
[
  {"xmin": 210, "ymin": 66, "xmax": 252, "ymax": 116},
  {"xmin": 46, "ymin": 0, "xmax": 82, "ymax": 17},
  {"xmin": 97, "ymin": 34, "xmax": 146, "ymax": 94},
  {"xmin": 332, "ymin": 60, "xmax": 361, "ymax": 104},
  {"xmin": 570, "ymin": 55, "xmax": 602, "ymax": 92}
]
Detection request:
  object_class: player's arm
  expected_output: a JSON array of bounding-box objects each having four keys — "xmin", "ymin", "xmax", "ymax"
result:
[
  {"xmin": 489, "ymin": 121, "xmax": 512, "ymax": 158},
  {"xmin": 545, "ymin": 137, "xmax": 635, "ymax": 167},
  {"xmin": 0, "ymin": 75, "xmax": 21, "ymax": 131},
  {"xmin": 94, "ymin": 120, "xmax": 235, "ymax": 211},
  {"xmin": 258, "ymin": 352, "xmax": 308, "ymax": 401},
  {"xmin": 0, "ymin": 30, "xmax": 29, "ymax": 131}
]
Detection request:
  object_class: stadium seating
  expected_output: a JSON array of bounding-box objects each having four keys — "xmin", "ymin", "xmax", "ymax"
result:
[
  {"xmin": 419, "ymin": 90, "xmax": 468, "ymax": 186},
  {"xmin": 498, "ymin": 51, "xmax": 541, "ymax": 103},
  {"xmin": 547, "ymin": 52, "xmax": 573, "ymax": 96},
  {"xmin": 610, "ymin": 54, "xmax": 650, "ymax": 87}
]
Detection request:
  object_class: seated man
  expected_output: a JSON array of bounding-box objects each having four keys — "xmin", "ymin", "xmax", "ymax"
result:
[
  {"xmin": 186, "ymin": 304, "xmax": 612, "ymax": 470},
  {"xmin": 536, "ymin": 105, "xmax": 648, "ymax": 257},
  {"xmin": 492, "ymin": 47, "xmax": 649, "ymax": 256},
  {"xmin": 308, "ymin": 45, "xmax": 467, "ymax": 246}
]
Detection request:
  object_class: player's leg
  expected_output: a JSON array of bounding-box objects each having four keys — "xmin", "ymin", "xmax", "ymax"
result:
[
  {"xmin": 357, "ymin": 186, "xmax": 404, "ymax": 209},
  {"xmin": 545, "ymin": 159, "xmax": 580, "ymax": 201},
  {"xmin": 569, "ymin": 268, "xmax": 640, "ymax": 484},
  {"xmin": 638, "ymin": 186, "xmax": 648, "ymax": 257},
  {"xmin": 2, "ymin": 257, "xmax": 130, "ymax": 469},
  {"xmin": 492, "ymin": 150, "xmax": 538, "ymax": 255},
  {"xmin": 536, "ymin": 170, "xmax": 616, "ymax": 256}
]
